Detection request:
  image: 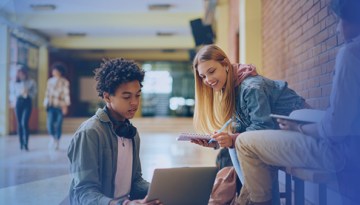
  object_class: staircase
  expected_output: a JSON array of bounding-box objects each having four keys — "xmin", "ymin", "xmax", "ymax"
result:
[{"xmin": 62, "ymin": 117, "xmax": 196, "ymax": 135}]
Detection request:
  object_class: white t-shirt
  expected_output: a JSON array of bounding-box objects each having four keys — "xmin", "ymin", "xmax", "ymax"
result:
[{"xmin": 113, "ymin": 136, "xmax": 133, "ymax": 200}]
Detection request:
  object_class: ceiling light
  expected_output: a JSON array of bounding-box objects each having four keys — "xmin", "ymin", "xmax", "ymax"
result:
[
  {"xmin": 30, "ymin": 5, "xmax": 56, "ymax": 11},
  {"xmin": 149, "ymin": 4, "xmax": 172, "ymax": 10},
  {"xmin": 67, "ymin": 33, "xmax": 86, "ymax": 37},
  {"xmin": 157, "ymin": 32, "xmax": 175, "ymax": 37}
]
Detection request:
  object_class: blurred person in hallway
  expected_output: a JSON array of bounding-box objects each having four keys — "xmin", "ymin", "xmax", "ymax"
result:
[
  {"xmin": 43, "ymin": 64, "xmax": 70, "ymax": 150},
  {"xmin": 234, "ymin": 0, "xmax": 360, "ymax": 204},
  {"xmin": 67, "ymin": 58, "xmax": 161, "ymax": 205},
  {"xmin": 14, "ymin": 66, "xmax": 37, "ymax": 151}
]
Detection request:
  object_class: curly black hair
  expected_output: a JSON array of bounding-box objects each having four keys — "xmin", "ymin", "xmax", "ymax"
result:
[
  {"xmin": 52, "ymin": 64, "xmax": 66, "ymax": 76},
  {"xmin": 94, "ymin": 58, "xmax": 145, "ymax": 99}
]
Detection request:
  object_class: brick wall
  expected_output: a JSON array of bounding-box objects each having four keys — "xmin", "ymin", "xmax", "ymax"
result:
[
  {"xmin": 261, "ymin": 0, "xmax": 357, "ymax": 204},
  {"xmin": 262, "ymin": 0, "xmax": 343, "ymax": 110}
]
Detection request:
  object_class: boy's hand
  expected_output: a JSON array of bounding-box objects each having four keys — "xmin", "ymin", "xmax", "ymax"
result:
[
  {"xmin": 190, "ymin": 139, "xmax": 217, "ymax": 148},
  {"xmin": 62, "ymin": 106, "xmax": 68, "ymax": 115},
  {"xmin": 128, "ymin": 196, "xmax": 162, "ymax": 205},
  {"xmin": 211, "ymin": 131, "xmax": 233, "ymax": 148},
  {"xmin": 277, "ymin": 119, "xmax": 299, "ymax": 131}
]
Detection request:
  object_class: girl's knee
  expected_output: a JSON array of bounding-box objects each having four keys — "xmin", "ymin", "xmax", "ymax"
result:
[{"xmin": 235, "ymin": 130, "xmax": 265, "ymax": 151}]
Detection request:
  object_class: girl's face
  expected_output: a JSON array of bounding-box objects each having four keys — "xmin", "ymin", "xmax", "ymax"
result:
[
  {"xmin": 18, "ymin": 71, "xmax": 26, "ymax": 81},
  {"xmin": 197, "ymin": 60, "xmax": 228, "ymax": 92}
]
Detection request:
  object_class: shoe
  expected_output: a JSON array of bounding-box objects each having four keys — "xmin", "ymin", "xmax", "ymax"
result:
[
  {"xmin": 55, "ymin": 141, "xmax": 59, "ymax": 150},
  {"xmin": 24, "ymin": 144, "xmax": 29, "ymax": 151},
  {"xmin": 48, "ymin": 138, "xmax": 55, "ymax": 149}
]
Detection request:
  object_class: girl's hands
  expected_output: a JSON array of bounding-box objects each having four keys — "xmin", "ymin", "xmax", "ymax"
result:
[
  {"xmin": 211, "ymin": 131, "xmax": 233, "ymax": 148},
  {"xmin": 190, "ymin": 139, "xmax": 217, "ymax": 148},
  {"xmin": 190, "ymin": 131, "xmax": 234, "ymax": 148}
]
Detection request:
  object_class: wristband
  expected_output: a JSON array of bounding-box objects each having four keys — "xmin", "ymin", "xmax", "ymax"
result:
[{"xmin": 297, "ymin": 123, "xmax": 305, "ymax": 135}]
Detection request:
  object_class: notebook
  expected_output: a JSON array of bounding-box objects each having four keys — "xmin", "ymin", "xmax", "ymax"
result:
[{"xmin": 177, "ymin": 133, "xmax": 212, "ymax": 141}]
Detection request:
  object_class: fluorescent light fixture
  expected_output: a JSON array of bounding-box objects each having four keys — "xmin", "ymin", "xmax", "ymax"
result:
[
  {"xmin": 149, "ymin": 4, "xmax": 172, "ymax": 10},
  {"xmin": 156, "ymin": 32, "xmax": 175, "ymax": 37},
  {"xmin": 67, "ymin": 33, "xmax": 86, "ymax": 37},
  {"xmin": 30, "ymin": 5, "xmax": 56, "ymax": 11}
]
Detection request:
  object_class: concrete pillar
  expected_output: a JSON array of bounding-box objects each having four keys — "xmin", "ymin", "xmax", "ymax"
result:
[
  {"xmin": 0, "ymin": 23, "xmax": 9, "ymax": 136},
  {"xmin": 38, "ymin": 46, "xmax": 48, "ymax": 132},
  {"xmin": 229, "ymin": 0, "xmax": 240, "ymax": 64},
  {"xmin": 239, "ymin": 0, "xmax": 263, "ymax": 74},
  {"xmin": 215, "ymin": 0, "xmax": 230, "ymax": 55}
]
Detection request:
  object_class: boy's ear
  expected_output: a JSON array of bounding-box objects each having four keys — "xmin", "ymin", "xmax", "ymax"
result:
[{"xmin": 103, "ymin": 92, "xmax": 111, "ymax": 103}]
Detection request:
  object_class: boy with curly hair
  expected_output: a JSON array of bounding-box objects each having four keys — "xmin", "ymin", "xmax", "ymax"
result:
[{"xmin": 67, "ymin": 58, "xmax": 161, "ymax": 205}]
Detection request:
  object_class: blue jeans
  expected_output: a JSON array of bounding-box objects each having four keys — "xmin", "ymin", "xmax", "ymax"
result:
[
  {"xmin": 229, "ymin": 148, "xmax": 281, "ymax": 205},
  {"xmin": 15, "ymin": 97, "xmax": 32, "ymax": 149},
  {"xmin": 46, "ymin": 106, "xmax": 63, "ymax": 140}
]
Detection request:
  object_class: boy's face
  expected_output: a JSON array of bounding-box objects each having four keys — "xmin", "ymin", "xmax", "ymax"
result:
[
  {"xmin": 335, "ymin": 14, "xmax": 360, "ymax": 42},
  {"xmin": 52, "ymin": 69, "xmax": 62, "ymax": 78},
  {"xmin": 104, "ymin": 80, "xmax": 141, "ymax": 121}
]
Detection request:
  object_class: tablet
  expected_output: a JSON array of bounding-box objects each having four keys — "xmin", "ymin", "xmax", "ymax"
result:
[{"xmin": 270, "ymin": 109, "xmax": 326, "ymax": 123}]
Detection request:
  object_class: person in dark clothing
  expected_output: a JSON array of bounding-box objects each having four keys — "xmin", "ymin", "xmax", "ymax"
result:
[{"xmin": 14, "ymin": 66, "xmax": 37, "ymax": 151}]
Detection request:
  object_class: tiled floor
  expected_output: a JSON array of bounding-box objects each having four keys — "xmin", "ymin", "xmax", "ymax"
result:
[{"xmin": 0, "ymin": 133, "xmax": 219, "ymax": 205}]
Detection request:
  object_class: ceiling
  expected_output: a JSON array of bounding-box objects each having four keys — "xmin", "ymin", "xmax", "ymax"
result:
[
  {"xmin": 1, "ymin": 0, "xmax": 204, "ymax": 14},
  {"xmin": 0, "ymin": 0, "xmax": 204, "ymax": 52}
]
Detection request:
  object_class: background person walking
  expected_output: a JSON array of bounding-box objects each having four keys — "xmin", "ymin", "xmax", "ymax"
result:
[
  {"xmin": 43, "ymin": 64, "xmax": 70, "ymax": 150},
  {"xmin": 14, "ymin": 66, "xmax": 37, "ymax": 151}
]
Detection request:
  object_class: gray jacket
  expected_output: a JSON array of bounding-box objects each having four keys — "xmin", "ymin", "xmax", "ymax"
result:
[{"xmin": 67, "ymin": 108, "xmax": 149, "ymax": 205}]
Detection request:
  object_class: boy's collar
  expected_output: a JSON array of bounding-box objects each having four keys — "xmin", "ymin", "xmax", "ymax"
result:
[
  {"xmin": 103, "ymin": 106, "xmax": 126, "ymax": 125},
  {"xmin": 96, "ymin": 108, "xmax": 111, "ymax": 123}
]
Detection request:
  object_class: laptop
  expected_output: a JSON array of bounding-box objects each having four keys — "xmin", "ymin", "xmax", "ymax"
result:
[{"xmin": 147, "ymin": 167, "xmax": 218, "ymax": 205}]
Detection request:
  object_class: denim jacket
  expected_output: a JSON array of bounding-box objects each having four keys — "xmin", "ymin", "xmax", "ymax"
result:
[
  {"xmin": 67, "ymin": 108, "xmax": 149, "ymax": 205},
  {"xmin": 234, "ymin": 75, "xmax": 305, "ymax": 133}
]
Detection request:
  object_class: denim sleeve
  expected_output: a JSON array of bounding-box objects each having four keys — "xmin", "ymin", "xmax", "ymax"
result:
[
  {"xmin": 67, "ymin": 130, "xmax": 112, "ymax": 205},
  {"xmin": 130, "ymin": 134, "xmax": 149, "ymax": 200},
  {"xmin": 243, "ymin": 87, "xmax": 276, "ymax": 131}
]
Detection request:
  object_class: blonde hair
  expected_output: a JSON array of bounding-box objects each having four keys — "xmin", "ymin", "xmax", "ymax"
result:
[{"xmin": 192, "ymin": 45, "xmax": 235, "ymax": 134}]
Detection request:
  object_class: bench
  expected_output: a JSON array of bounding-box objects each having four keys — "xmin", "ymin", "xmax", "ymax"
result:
[{"xmin": 279, "ymin": 167, "xmax": 332, "ymax": 205}]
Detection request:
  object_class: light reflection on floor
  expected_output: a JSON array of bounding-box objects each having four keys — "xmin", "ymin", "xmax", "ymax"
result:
[
  {"xmin": 139, "ymin": 133, "xmax": 219, "ymax": 182},
  {"xmin": 0, "ymin": 133, "xmax": 219, "ymax": 205}
]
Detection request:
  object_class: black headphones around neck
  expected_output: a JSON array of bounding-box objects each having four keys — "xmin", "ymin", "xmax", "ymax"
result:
[{"xmin": 113, "ymin": 119, "xmax": 137, "ymax": 139}]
